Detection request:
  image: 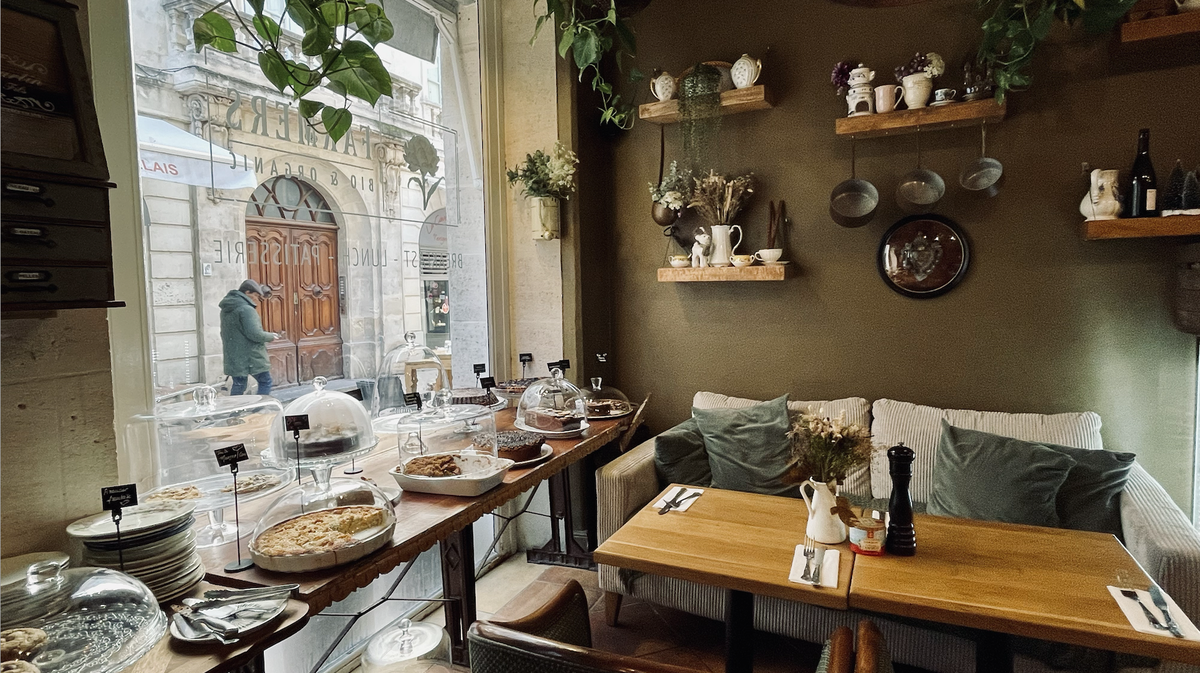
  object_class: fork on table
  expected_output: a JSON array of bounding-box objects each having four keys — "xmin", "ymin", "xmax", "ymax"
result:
[{"xmin": 800, "ymin": 536, "xmax": 815, "ymax": 582}]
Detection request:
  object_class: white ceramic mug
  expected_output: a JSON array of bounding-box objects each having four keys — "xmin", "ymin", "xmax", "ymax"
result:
[
  {"xmin": 753, "ymin": 248, "xmax": 783, "ymax": 263},
  {"xmin": 875, "ymin": 85, "xmax": 903, "ymax": 113},
  {"xmin": 934, "ymin": 88, "xmax": 957, "ymax": 103},
  {"xmin": 902, "ymin": 73, "xmax": 932, "ymax": 109}
]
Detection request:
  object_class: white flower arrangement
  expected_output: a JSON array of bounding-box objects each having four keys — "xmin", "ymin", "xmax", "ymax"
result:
[
  {"xmin": 507, "ymin": 141, "xmax": 579, "ymax": 200},
  {"xmin": 924, "ymin": 52, "xmax": 945, "ymax": 78},
  {"xmin": 649, "ymin": 161, "xmax": 693, "ymax": 211}
]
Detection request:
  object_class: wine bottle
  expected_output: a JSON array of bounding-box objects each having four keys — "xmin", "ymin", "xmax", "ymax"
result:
[{"xmin": 1128, "ymin": 128, "xmax": 1158, "ymax": 218}]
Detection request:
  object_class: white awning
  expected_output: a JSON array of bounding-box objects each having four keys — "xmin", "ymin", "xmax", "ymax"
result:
[{"xmin": 136, "ymin": 115, "xmax": 258, "ymax": 190}]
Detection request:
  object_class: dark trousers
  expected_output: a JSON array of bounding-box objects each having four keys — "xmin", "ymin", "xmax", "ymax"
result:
[{"xmin": 231, "ymin": 371, "xmax": 273, "ymax": 396}]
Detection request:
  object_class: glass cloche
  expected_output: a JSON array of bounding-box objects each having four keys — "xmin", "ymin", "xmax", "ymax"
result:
[
  {"xmin": 375, "ymin": 332, "xmax": 451, "ymax": 416},
  {"xmin": 374, "ymin": 402, "xmax": 498, "ymax": 467},
  {"xmin": 265, "ymin": 377, "xmax": 377, "ymax": 492},
  {"xmin": 124, "ymin": 385, "xmax": 290, "ymax": 547},
  {"xmin": 248, "ymin": 478, "xmax": 396, "ymax": 573},
  {"xmin": 515, "ymin": 368, "xmax": 588, "ymax": 437},
  {"xmin": 0, "ymin": 560, "xmax": 168, "ymax": 673},
  {"xmin": 361, "ymin": 618, "xmax": 454, "ymax": 673},
  {"xmin": 580, "ymin": 376, "xmax": 633, "ymax": 419}
]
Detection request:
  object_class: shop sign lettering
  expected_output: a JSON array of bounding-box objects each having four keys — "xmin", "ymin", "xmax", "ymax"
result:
[{"xmin": 210, "ymin": 239, "xmax": 396, "ymax": 268}]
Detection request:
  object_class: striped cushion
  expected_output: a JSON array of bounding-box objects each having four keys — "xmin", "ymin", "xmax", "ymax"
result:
[
  {"xmin": 691, "ymin": 392, "xmax": 873, "ymax": 500},
  {"xmin": 868, "ymin": 399, "xmax": 1104, "ymax": 502}
]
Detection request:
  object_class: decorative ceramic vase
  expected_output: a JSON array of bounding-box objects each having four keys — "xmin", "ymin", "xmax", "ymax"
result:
[
  {"xmin": 1080, "ymin": 169, "xmax": 1123, "ymax": 221},
  {"xmin": 651, "ymin": 202, "xmax": 681, "ymax": 226},
  {"xmin": 707, "ymin": 224, "xmax": 743, "ymax": 267},
  {"xmin": 651, "ymin": 72, "xmax": 677, "ymax": 101},
  {"xmin": 902, "ymin": 73, "xmax": 933, "ymax": 109},
  {"xmin": 846, "ymin": 84, "xmax": 875, "ymax": 117},
  {"xmin": 731, "ymin": 54, "xmax": 762, "ymax": 89},
  {"xmin": 530, "ymin": 196, "xmax": 560, "ymax": 240},
  {"xmin": 800, "ymin": 479, "xmax": 847, "ymax": 544}
]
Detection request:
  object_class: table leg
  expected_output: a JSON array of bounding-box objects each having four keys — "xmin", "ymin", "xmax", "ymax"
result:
[
  {"xmin": 975, "ymin": 631, "xmax": 1013, "ymax": 673},
  {"xmin": 440, "ymin": 525, "xmax": 476, "ymax": 667},
  {"xmin": 725, "ymin": 589, "xmax": 754, "ymax": 673},
  {"xmin": 526, "ymin": 466, "xmax": 596, "ymax": 570}
]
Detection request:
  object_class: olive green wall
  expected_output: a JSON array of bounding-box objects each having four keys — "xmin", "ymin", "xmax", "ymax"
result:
[{"xmin": 584, "ymin": 0, "xmax": 1200, "ymax": 512}]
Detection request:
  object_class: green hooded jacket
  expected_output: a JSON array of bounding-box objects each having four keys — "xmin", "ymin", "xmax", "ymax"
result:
[{"xmin": 219, "ymin": 290, "xmax": 276, "ymax": 376}]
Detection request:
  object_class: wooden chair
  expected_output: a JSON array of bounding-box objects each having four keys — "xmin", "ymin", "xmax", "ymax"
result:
[
  {"xmin": 617, "ymin": 393, "xmax": 651, "ymax": 454},
  {"xmin": 467, "ymin": 579, "xmax": 702, "ymax": 673}
]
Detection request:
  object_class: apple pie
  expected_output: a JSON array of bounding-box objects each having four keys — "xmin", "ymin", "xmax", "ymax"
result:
[{"xmin": 253, "ymin": 506, "xmax": 387, "ymax": 557}]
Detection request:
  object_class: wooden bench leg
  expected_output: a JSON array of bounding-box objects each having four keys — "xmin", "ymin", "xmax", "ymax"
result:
[{"xmin": 604, "ymin": 591, "xmax": 623, "ymax": 627}]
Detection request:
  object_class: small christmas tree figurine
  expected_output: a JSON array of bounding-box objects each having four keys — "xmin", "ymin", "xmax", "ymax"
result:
[
  {"xmin": 1181, "ymin": 169, "xmax": 1200, "ymax": 214},
  {"xmin": 1161, "ymin": 160, "xmax": 1185, "ymax": 215}
]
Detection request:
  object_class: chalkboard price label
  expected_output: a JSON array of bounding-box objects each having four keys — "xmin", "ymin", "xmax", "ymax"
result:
[
  {"xmin": 480, "ymin": 376, "xmax": 496, "ymax": 390},
  {"xmin": 102, "ymin": 484, "xmax": 138, "ymax": 511},
  {"xmin": 285, "ymin": 415, "xmax": 310, "ymax": 432},
  {"xmin": 215, "ymin": 443, "xmax": 249, "ymax": 467},
  {"xmin": 559, "ymin": 359, "xmax": 570, "ymax": 371},
  {"xmin": 519, "ymin": 353, "xmax": 533, "ymax": 364},
  {"xmin": 403, "ymin": 392, "xmax": 423, "ymax": 409},
  {"xmin": 473, "ymin": 363, "xmax": 486, "ymax": 374}
]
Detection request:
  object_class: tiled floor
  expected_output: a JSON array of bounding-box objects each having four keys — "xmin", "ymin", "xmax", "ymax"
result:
[{"xmin": 423, "ymin": 554, "xmax": 830, "ymax": 672}]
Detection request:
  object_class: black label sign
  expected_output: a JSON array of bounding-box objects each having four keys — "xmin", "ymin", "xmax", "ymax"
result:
[
  {"xmin": 215, "ymin": 443, "xmax": 249, "ymax": 467},
  {"xmin": 519, "ymin": 353, "xmax": 533, "ymax": 363},
  {"xmin": 102, "ymin": 484, "xmax": 138, "ymax": 510},
  {"xmin": 480, "ymin": 376, "xmax": 496, "ymax": 390},
  {"xmin": 473, "ymin": 363, "xmax": 486, "ymax": 374},
  {"xmin": 548, "ymin": 359, "xmax": 571, "ymax": 373},
  {"xmin": 403, "ymin": 392, "xmax": 423, "ymax": 409},
  {"xmin": 285, "ymin": 415, "xmax": 310, "ymax": 432}
]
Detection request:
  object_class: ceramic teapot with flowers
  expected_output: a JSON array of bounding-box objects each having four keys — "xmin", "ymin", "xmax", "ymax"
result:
[{"xmin": 785, "ymin": 411, "xmax": 875, "ymax": 544}]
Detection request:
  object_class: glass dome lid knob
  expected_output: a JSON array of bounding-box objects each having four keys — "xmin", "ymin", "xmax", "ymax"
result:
[
  {"xmin": 591, "ymin": 377, "xmax": 602, "ymax": 391},
  {"xmin": 194, "ymin": 385, "xmax": 217, "ymax": 410},
  {"xmin": 404, "ymin": 332, "xmax": 417, "ymax": 346},
  {"xmin": 312, "ymin": 376, "xmax": 328, "ymax": 391},
  {"xmin": 26, "ymin": 559, "xmax": 66, "ymax": 592}
]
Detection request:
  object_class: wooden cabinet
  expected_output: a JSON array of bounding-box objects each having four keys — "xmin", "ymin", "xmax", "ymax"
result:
[{"xmin": 1, "ymin": 0, "xmax": 122, "ymax": 312}]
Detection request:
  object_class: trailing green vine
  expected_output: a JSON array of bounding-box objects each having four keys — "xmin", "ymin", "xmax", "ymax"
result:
[
  {"xmin": 192, "ymin": 0, "xmax": 396, "ymax": 142},
  {"xmin": 977, "ymin": 0, "xmax": 1136, "ymax": 102},
  {"xmin": 531, "ymin": 0, "xmax": 644, "ymax": 129}
]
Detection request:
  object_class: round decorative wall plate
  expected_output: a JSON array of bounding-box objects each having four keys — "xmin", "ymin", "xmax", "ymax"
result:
[{"xmin": 877, "ymin": 214, "xmax": 969, "ymax": 299}]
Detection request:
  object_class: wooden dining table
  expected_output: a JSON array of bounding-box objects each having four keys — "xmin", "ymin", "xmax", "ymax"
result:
[
  {"xmin": 197, "ymin": 408, "xmax": 627, "ymax": 666},
  {"xmin": 594, "ymin": 484, "xmax": 1200, "ymax": 673}
]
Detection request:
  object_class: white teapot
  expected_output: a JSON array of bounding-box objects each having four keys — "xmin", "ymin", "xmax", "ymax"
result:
[
  {"xmin": 847, "ymin": 64, "xmax": 875, "ymax": 87},
  {"xmin": 731, "ymin": 54, "xmax": 762, "ymax": 89},
  {"xmin": 651, "ymin": 72, "xmax": 677, "ymax": 101}
]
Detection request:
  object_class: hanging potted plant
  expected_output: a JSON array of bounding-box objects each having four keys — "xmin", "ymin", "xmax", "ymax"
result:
[
  {"xmin": 648, "ymin": 161, "xmax": 692, "ymax": 226},
  {"xmin": 506, "ymin": 141, "xmax": 579, "ymax": 240}
]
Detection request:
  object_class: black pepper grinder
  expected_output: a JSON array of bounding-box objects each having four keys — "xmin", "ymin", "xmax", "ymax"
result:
[{"xmin": 886, "ymin": 443, "xmax": 916, "ymax": 556}]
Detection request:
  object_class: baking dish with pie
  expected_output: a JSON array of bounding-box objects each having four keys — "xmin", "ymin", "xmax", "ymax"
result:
[{"xmin": 388, "ymin": 452, "xmax": 514, "ymax": 497}]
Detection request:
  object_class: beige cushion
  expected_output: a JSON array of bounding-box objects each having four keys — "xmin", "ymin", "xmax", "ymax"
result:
[
  {"xmin": 691, "ymin": 392, "xmax": 873, "ymax": 499},
  {"xmin": 868, "ymin": 398, "xmax": 1104, "ymax": 502}
]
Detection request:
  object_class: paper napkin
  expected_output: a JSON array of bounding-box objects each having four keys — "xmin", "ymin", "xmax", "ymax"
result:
[
  {"xmin": 652, "ymin": 487, "xmax": 703, "ymax": 513},
  {"xmin": 788, "ymin": 546, "xmax": 839, "ymax": 588},
  {"xmin": 1107, "ymin": 586, "xmax": 1200, "ymax": 640}
]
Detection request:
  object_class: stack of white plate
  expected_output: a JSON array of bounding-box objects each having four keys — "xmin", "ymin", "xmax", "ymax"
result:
[{"xmin": 67, "ymin": 501, "xmax": 204, "ymax": 603}]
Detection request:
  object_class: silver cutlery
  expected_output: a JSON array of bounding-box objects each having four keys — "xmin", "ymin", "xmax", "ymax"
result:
[
  {"xmin": 657, "ymin": 488, "xmax": 693, "ymax": 514},
  {"xmin": 800, "ymin": 537, "xmax": 815, "ymax": 582},
  {"xmin": 203, "ymin": 584, "xmax": 298, "ymax": 600},
  {"xmin": 811, "ymin": 547, "xmax": 824, "ymax": 587},
  {"xmin": 659, "ymin": 492, "xmax": 701, "ymax": 515},
  {"xmin": 1119, "ymin": 589, "xmax": 1168, "ymax": 631},
  {"xmin": 1149, "ymin": 585, "xmax": 1185, "ymax": 638},
  {"xmin": 173, "ymin": 613, "xmax": 236, "ymax": 645}
]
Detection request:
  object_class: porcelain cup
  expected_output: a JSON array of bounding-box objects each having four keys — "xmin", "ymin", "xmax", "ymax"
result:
[
  {"xmin": 934, "ymin": 88, "xmax": 957, "ymax": 103},
  {"xmin": 875, "ymin": 85, "xmax": 903, "ymax": 113},
  {"xmin": 669, "ymin": 258, "xmax": 690, "ymax": 268},
  {"xmin": 731, "ymin": 255, "xmax": 754, "ymax": 267},
  {"xmin": 753, "ymin": 249, "xmax": 783, "ymax": 263}
]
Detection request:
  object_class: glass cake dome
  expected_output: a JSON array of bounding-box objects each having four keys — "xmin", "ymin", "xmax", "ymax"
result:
[
  {"xmin": 375, "ymin": 332, "xmax": 451, "ymax": 416},
  {"xmin": 580, "ymin": 377, "xmax": 633, "ymax": 419},
  {"xmin": 265, "ymin": 377, "xmax": 377, "ymax": 492},
  {"xmin": 0, "ymin": 560, "xmax": 167, "ymax": 673},
  {"xmin": 515, "ymin": 368, "xmax": 588, "ymax": 437},
  {"xmin": 248, "ymin": 477, "xmax": 396, "ymax": 573},
  {"xmin": 374, "ymin": 402, "xmax": 498, "ymax": 466},
  {"xmin": 361, "ymin": 618, "xmax": 453, "ymax": 673}
]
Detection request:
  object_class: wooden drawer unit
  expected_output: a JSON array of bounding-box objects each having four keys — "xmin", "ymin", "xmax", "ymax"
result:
[
  {"xmin": 2, "ymin": 177, "xmax": 109, "ymax": 224},
  {"xmin": 2, "ymin": 264, "xmax": 115, "ymax": 306},
  {"xmin": 2, "ymin": 221, "xmax": 112, "ymax": 263}
]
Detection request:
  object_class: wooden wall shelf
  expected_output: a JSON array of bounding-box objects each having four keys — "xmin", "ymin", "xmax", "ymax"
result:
[
  {"xmin": 835, "ymin": 99, "xmax": 1006, "ymax": 138},
  {"xmin": 658, "ymin": 265, "xmax": 792, "ymax": 282},
  {"xmin": 1120, "ymin": 12, "xmax": 1200, "ymax": 43},
  {"xmin": 639, "ymin": 86, "xmax": 775, "ymax": 125},
  {"xmin": 1081, "ymin": 215, "xmax": 1200, "ymax": 240}
]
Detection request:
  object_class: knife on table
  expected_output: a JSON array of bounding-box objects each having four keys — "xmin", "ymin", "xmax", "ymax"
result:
[{"xmin": 1148, "ymin": 584, "xmax": 1185, "ymax": 638}]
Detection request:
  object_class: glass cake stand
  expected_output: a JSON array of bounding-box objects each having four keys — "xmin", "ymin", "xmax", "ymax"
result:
[{"xmin": 141, "ymin": 467, "xmax": 292, "ymax": 547}]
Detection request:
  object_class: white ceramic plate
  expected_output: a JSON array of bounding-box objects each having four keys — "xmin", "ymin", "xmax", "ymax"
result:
[
  {"xmin": 83, "ymin": 529, "xmax": 196, "ymax": 566},
  {"xmin": 510, "ymin": 445, "xmax": 554, "ymax": 468},
  {"xmin": 152, "ymin": 561, "xmax": 206, "ymax": 603},
  {"xmin": 586, "ymin": 407, "xmax": 633, "ymax": 420},
  {"xmin": 169, "ymin": 598, "xmax": 288, "ymax": 643},
  {"xmin": 67, "ymin": 501, "xmax": 197, "ymax": 540},
  {"xmin": 513, "ymin": 419, "xmax": 588, "ymax": 439}
]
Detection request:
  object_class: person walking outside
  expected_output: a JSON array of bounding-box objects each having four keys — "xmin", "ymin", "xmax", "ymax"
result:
[{"xmin": 219, "ymin": 279, "xmax": 278, "ymax": 396}]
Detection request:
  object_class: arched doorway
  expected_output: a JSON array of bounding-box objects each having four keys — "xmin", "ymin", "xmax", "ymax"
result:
[{"xmin": 245, "ymin": 176, "xmax": 342, "ymax": 388}]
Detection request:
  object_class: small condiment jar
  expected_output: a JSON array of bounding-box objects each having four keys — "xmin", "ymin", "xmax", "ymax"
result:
[{"xmin": 848, "ymin": 516, "xmax": 886, "ymax": 556}]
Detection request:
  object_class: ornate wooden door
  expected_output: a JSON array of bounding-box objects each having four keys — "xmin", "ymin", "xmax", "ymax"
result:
[{"xmin": 245, "ymin": 177, "xmax": 342, "ymax": 388}]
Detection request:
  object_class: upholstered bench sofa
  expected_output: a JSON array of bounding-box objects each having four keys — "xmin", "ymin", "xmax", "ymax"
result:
[{"xmin": 596, "ymin": 392, "xmax": 1200, "ymax": 673}]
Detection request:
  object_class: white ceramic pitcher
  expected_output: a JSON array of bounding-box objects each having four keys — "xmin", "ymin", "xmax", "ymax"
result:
[
  {"xmin": 800, "ymin": 479, "xmax": 847, "ymax": 544},
  {"xmin": 707, "ymin": 224, "xmax": 742, "ymax": 267}
]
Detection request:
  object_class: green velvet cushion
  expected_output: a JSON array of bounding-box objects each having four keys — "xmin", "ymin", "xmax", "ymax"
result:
[
  {"xmin": 928, "ymin": 421, "xmax": 1077, "ymax": 527},
  {"xmin": 653, "ymin": 418, "xmax": 712, "ymax": 487},
  {"xmin": 693, "ymin": 394, "xmax": 798, "ymax": 498},
  {"xmin": 1048, "ymin": 442, "xmax": 1135, "ymax": 538}
]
